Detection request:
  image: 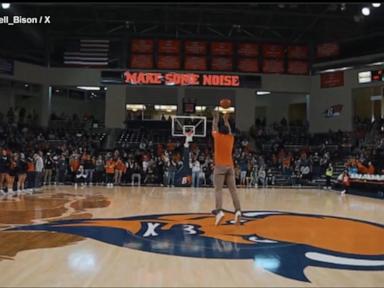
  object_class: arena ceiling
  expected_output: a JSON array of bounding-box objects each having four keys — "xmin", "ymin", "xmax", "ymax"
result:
[{"xmin": 0, "ymin": 2, "xmax": 384, "ymax": 67}]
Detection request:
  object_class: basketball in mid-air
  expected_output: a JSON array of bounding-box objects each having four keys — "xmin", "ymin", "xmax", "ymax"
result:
[{"xmin": 219, "ymin": 98, "xmax": 231, "ymax": 109}]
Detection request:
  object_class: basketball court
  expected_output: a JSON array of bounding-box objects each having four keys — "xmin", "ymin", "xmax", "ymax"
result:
[{"xmin": 0, "ymin": 186, "xmax": 383, "ymax": 287}]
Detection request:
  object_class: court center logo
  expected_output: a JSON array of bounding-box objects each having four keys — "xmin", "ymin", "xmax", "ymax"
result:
[{"xmin": 6, "ymin": 211, "xmax": 384, "ymax": 282}]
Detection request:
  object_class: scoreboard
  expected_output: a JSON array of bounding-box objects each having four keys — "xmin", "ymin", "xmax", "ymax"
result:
[{"xmin": 358, "ymin": 69, "xmax": 384, "ymax": 84}]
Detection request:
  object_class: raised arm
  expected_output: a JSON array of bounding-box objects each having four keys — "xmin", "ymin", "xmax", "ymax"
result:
[
  {"xmin": 212, "ymin": 110, "xmax": 219, "ymax": 132},
  {"xmin": 223, "ymin": 113, "xmax": 232, "ymax": 135}
]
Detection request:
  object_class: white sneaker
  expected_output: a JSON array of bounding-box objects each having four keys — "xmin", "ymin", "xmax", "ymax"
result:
[
  {"xmin": 234, "ymin": 210, "xmax": 242, "ymax": 225},
  {"xmin": 215, "ymin": 210, "xmax": 225, "ymax": 226},
  {"xmin": 341, "ymin": 190, "xmax": 346, "ymax": 195}
]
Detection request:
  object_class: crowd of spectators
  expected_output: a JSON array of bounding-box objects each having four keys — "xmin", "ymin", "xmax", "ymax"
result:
[{"xmin": 0, "ymin": 114, "xmax": 383, "ymax": 197}]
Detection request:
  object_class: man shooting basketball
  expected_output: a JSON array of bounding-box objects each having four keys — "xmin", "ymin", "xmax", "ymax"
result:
[{"xmin": 212, "ymin": 110, "xmax": 241, "ymax": 225}]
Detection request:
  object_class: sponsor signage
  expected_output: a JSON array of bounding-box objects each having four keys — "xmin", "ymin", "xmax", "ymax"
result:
[{"xmin": 101, "ymin": 70, "xmax": 261, "ymax": 88}]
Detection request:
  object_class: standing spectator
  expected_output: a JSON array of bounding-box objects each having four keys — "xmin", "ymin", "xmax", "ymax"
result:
[
  {"xmin": 75, "ymin": 165, "xmax": 87, "ymax": 189},
  {"xmin": 16, "ymin": 153, "xmax": 28, "ymax": 194},
  {"xmin": 0, "ymin": 148, "xmax": 10, "ymax": 194},
  {"xmin": 311, "ymin": 152, "xmax": 321, "ymax": 179},
  {"xmin": 258, "ymin": 166, "xmax": 266, "ymax": 187},
  {"xmin": 300, "ymin": 164, "xmax": 311, "ymax": 184},
  {"xmin": 155, "ymin": 156, "xmax": 165, "ymax": 186},
  {"xmin": 34, "ymin": 152, "xmax": 44, "ymax": 190},
  {"xmin": 341, "ymin": 169, "xmax": 350, "ymax": 195},
  {"xmin": 190, "ymin": 157, "xmax": 201, "ymax": 188},
  {"xmin": 69, "ymin": 154, "xmax": 80, "ymax": 183},
  {"xmin": 266, "ymin": 168, "xmax": 275, "ymax": 186},
  {"xmin": 6, "ymin": 154, "xmax": 17, "ymax": 194},
  {"xmin": 44, "ymin": 152, "xmax": 54, "ymax": 186},
  {"xmin": 234, "ymin": 164, "xmax": 241, "ymax": 185},
  {"xmin": 94, "ymin": 155, "xmax": 105, "ymax": 185},
  {"xmin": 238, "ymin": 154, "xmax": 248, "ymax": 186},
  {"xmin": 131, "ymin": 162, "xmax": 142, "ymax": 186},
  {"xmin": 83, "ymin": 154, "xmax": 95, "ymax": 186},
  {"xmin": 26, "ymin": 155, "xmax": 35, "ymax": 191},
  {"xmin": 105, "ymin": 157, "xmax": 115, "ymax": 188},
  {"xmin": 114, "ymin": 157, "xmax": 125, "ymax": 186},
  {"xmin": 167, "ymin": 158, "xmax": 177, "ymax": 187},
  {"xmin": 324, "ymin": 163, "xmax": 333, "ymax": 190},
  {"xmin": 57, "ymin": 154, "xmax": 67, "ymax": 185},
  {"xmin": 251, "ymin": 164, "xmax": 259, "ymax": 188}
]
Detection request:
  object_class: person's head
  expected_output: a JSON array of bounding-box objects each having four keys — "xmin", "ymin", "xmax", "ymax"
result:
[{"xmin": 1, "ymin": 148, "xmax": 6, "ymax": 156}]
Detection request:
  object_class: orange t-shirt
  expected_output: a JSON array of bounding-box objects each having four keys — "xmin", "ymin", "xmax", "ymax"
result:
[
  {"xmin": 70, "ymin": 159, "xmax": 80, "ymax": 172},
  {"xmin": 212, "ymin": 131, "xmax": 234, "ymax": 167},
  {"xmin": 27, "ymin": 162, "xmax": 35, "ymax": 172},
  {"xmin": 105, "ymin": 160, "xmax": 115, "ymax": 174},
  {"xmin": 115, "ymin": 160, "xmax": 126, "ymax": 172}
]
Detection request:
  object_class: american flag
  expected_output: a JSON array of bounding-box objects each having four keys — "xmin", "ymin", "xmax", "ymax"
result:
[{"xmin": 64, "ymin": 39, "xmax": 110, "ymax": 66}]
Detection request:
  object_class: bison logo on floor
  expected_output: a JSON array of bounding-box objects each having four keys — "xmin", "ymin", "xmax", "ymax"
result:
[{"xmin": 7, "ymin": 211, "xmax": 384, "ymax": 282}]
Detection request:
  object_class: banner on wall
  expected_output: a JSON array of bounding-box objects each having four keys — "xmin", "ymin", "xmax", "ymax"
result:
[
  {"xmin": 211, "ymin": 42, "xmax": 233, "ymax": 56},
  {"xmin": 323, "ymin": 104, "xmax": 343, "ymax": 118},
  {"xmin": 211, "ymin": 57, "xmax": 233, "ymax": 71},
  {"xmin": 287, "ymin": 45, "xmax": 308, "ymax": 59},
  {"xmin": 287, "ymin": 61, "xmax": 309, "ymax": 75},
  {"xmin": 184, "ymin": 56, "xmax": 207, "ymax": 71},
  {"xmin": 262, "ymin": 59, "xmax": 284, "ymax": 73},
  {"xmin": 157, "ymin": 55, "xmax": 181, "ymax": 69},
  {"xmin": 237, "ymin": 43, "xmax": 259, "ymax": 57},
  {"xmin": 131, "ymin": 39, "xmax": 154, "ymax": 53},
  {"xmin": 158, "ymin": 40, "xmax": 181, "ymax": 54},
  {"xmin": 184, "ymin": 41, "xmax": 207, "ymax": 55},
  {"xmin": 238, "ymin": 58, "xmax": 259, "ymax": 73},
  {"xmin": 316, "ymin": 42, "xmax": 339, "ymax": 58},
  {"xmin": 262, "ymin": 44, "xmax": 285, "ymax": 58},
  {"xmin": 320, "ymin": 71, "xmax": 344, "ymax": 88},
  {"xmin": 130, "ymin": 54, "xmax": 153, "ymax": 69}
]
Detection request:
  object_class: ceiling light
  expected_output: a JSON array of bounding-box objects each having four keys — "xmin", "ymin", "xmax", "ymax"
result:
[
  {"xmin": 257, "ymin": 91, "xmax": 271, "ymax": 95},
  {"xmin": 362, "ymin": 7, "xmax": 370, "ymax": 16},
  {"xmin": 372, "ymin": 3, "xmax": 381, "ymax": 8},
  {"xmin": 319, "ymin": 67, "xmax": 353, "ymax": 73},
  {"xmin": 77, "ymin": 86, "xmax": 101, "ymax": 91},
  {"xmin": 1, "ymin": 3, "xmax": 10, "ymax": 9},
  {"xmin": 367, "ymin": 61, "xmax": 384, "ymax": 66}
]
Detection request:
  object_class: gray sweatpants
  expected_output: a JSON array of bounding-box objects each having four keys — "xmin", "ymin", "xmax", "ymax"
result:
[{"xmin": 214, "ymin": 166, "xmax": 241, "ymax": 212}]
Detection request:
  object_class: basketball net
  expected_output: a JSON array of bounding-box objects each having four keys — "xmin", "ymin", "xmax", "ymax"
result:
[{"xmin": 184, "ymin": 130, "xmax": 194, "ymax": 146}]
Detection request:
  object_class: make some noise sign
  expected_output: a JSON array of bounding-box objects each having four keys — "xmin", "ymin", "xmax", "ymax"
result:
[{"xmin": 123, "ymin": 71, "xmax": 240, "ymax": 87}]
